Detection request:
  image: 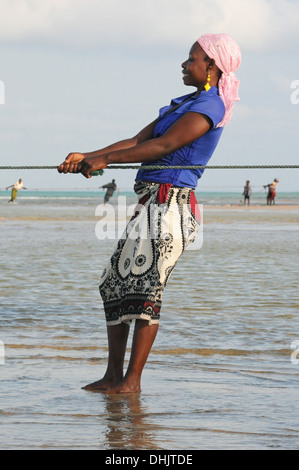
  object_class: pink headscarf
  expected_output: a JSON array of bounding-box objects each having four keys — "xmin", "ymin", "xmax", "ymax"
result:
[{"xmin": 197, "ymin": 33, "xmax": 241, "ymax": 127}]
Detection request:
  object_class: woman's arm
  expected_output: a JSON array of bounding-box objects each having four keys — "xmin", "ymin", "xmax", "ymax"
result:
[
  {"xmin": 84, "ymin": 118, "xmax": 159, "ymax": 157},
  {"xmin": 77, "ymin": 112, "xmax": 212, "ymax": 178},
  {"xmin": 58, "ymin": 118, "xmax": 158, "ymax": 174}
]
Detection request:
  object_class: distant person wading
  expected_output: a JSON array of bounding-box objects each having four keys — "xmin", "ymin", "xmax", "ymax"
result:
[
  {"xmin": 101, "ymin": 179, "xmax": 117, "ymax": 203},
  {"xmin": 6, "ymin": 178, "xmax": 27, "ymax": 203},
  {"xmin": 243, "ymin": 180, "xmax": 252, "ymax": 206},
  {"xmin": 264, "ymin": 178, "xmax": 279, "ymax": 205}
]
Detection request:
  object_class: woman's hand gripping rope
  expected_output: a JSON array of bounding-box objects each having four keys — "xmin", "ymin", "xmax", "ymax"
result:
[{"xmin": 57, "ymin": 153, "xmax": 107, "ymax": 178}]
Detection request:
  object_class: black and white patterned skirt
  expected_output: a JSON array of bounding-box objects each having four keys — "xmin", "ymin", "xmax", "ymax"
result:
[{"xmin": 99, "ymin": 180, "xmax": 200, "ymax": 325}]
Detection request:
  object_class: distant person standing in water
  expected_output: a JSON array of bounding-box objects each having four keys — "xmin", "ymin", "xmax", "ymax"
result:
[
  {"xmin": 101, "ymin": 179, "xmax": 117, "ymax": 203},
  {"xmin": 242, "ymin": 180, "xmax": 252, "ymax": 206},
  {"xmin": 6, "ymin": 178, "xmax": 27, "ymax": 203},
  {"xmin": 264, "ymin": 178, "xmax": 279, "ymax": 205}
]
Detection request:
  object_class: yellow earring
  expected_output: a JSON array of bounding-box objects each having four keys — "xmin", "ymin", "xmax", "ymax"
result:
[{"xmin": 204, "ymin": 72, "xmax": 211, "ymax": 91}]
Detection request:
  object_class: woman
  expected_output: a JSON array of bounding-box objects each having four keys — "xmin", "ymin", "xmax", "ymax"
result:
[{"xmin": 58, "ymin": 33, "xmax": 241, "ymax": 394}]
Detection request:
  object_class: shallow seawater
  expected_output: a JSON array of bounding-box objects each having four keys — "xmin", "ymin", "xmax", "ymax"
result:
[{"xmin": 0, "ymin": 193, "xmax": 299, "ymax": 450}]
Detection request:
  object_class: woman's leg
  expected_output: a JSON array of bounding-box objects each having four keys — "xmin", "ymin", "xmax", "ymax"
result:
[
  {"xmin": 82, "ymin": 322, "xmax": 130, "ymax": 391},
  {"xmin": 104, "ymin": 319, "xmax": 159, "ymax": 394}
]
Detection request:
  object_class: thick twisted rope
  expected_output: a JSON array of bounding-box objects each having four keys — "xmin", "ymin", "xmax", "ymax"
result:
[
  {"xmin": 102, "ymin": 164, "xmax": 299, "ymax": 170},
  {"xmin": 1, "ymin": 164, "xmax": 298, "ymax": 172}
]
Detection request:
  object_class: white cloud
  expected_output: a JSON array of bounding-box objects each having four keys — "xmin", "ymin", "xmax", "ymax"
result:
[
  {"xmin": 0, "ymin": 0, "xmax": 70, "ymax": 38},
  {"xmin": 1, "ymin": 0, "xmax": 299, "ymax": 191},
  {"xmin": 0, "ymin": 0, "xmax": 299, "ymax": 51}
]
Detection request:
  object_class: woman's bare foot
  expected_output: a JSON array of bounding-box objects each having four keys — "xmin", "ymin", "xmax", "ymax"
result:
[
  {"xmin": 82, "ymin": 374, "xmax": 123, "ymax": 392},
  {"xmin": 82, "ymin": 321, "xmax": 158, "ymax": 394},
  {"xmin": 102, "ymin": 378, "xmax": 141, "ymax": 395}
]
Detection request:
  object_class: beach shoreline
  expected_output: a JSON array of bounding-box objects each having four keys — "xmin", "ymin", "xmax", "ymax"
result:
[{"xmin": 203, "ymin": 204, "xmax": 299, "ymax": 210}]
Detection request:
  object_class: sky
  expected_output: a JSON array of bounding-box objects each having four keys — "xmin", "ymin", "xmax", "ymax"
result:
[{"xmin": 0, "ymin": 0, "xmax": 299, "ymax": 192}]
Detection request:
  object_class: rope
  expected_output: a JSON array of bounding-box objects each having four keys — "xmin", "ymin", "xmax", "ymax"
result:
[
  {"xmin": 104, "ymin": 164, "xmax": 299, "ymax": 170},
  {"xmin": 1, "ymin": 164, "xmax": 299, "ymax": 172},
  {"xmin": 0, "ymin": 166, "xmax": 103, "ymax": 176},
  {"xmin": 1, "ymin": 166, "xmax": 59, "ymax": 170}
]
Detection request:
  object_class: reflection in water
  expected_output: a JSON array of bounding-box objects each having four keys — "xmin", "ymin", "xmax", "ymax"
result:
[{"xmin": 101, "ymin": 394, "xmax": 160, "ymax": 450}]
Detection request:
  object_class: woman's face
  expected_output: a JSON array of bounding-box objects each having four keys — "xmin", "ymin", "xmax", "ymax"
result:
[{"xmin": 181, "ymin": 42, "xmax": 210, "ymax": 89}]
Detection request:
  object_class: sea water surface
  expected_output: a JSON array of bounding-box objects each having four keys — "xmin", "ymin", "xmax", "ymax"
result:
[{"xmin": 0, "ymin": 190, "xmax": 299, "ymax": 450}]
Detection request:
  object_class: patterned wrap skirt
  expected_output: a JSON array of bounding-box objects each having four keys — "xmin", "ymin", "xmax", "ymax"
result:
[{"xmin": 99, "ymin": 180, "xmax": 201, "ymax": 326}]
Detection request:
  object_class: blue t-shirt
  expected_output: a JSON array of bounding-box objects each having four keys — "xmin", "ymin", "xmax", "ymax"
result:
[{"xmin": 135, "ymin": 87, "xmax": 225, "ymax": 189}]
